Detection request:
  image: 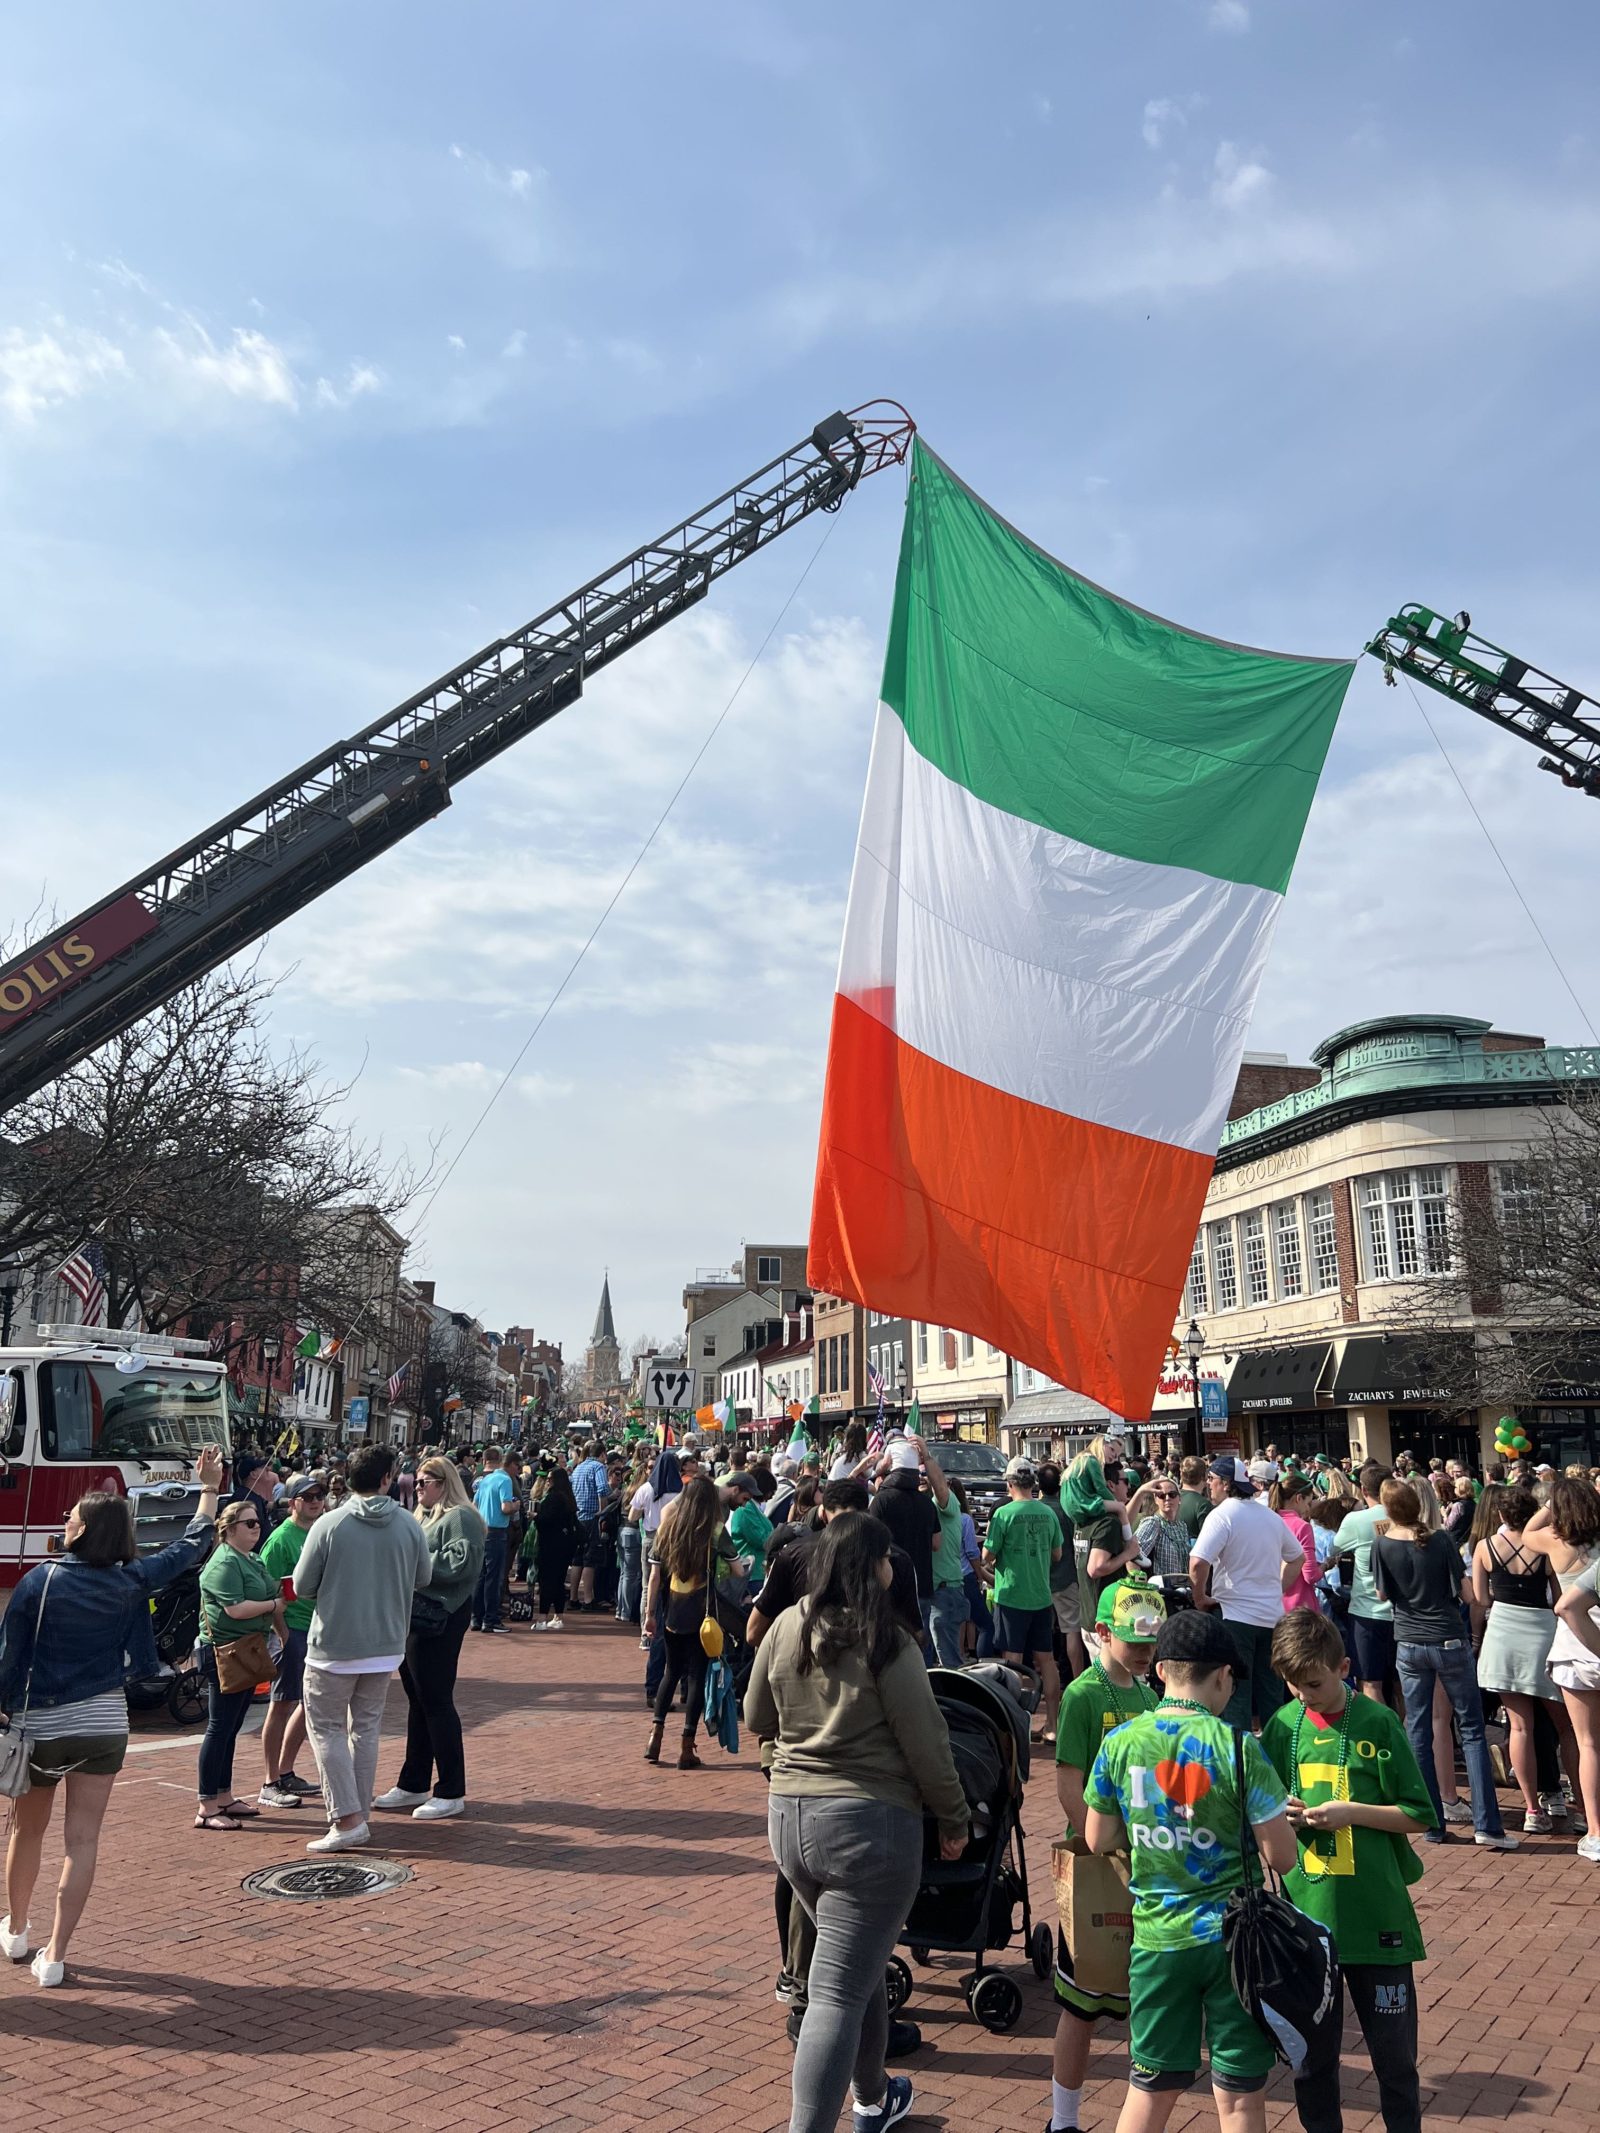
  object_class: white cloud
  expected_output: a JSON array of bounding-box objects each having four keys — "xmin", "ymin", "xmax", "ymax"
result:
[
  {"xmin": 1209, "ymin": 0, "xmax": 1250, "ymax": 32},
  {"xmin": 1210, "ymin": 141, "xmax": 1275, "ymax": 211},
  {"xmin": 0, "ymin": 323, "xmax": 127, "ymax": 422},
  {"xmin": 446, "ymin": 333, "xmax": 466, "ymax": 353},
  {"xmin": 449, "ymin": 142, "xmax": 545, "ymax": 202},
  {"xmin": 502, "ymin": 329, "xmax": 527, "ymax": 359},
  {"xmin": 313, "ymin": 362, "xmax": 382, "ymax": 410},
  {"xmin": 1142, "ymin": 98, "xmax": 1185, "ymax": 151},
  {"xmin": 158, "ymin": 322, "xmax": 299, "ymax": 408}
]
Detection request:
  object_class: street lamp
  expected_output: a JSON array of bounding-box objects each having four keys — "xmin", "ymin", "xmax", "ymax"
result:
[
  {"xmin": 1183, "ymin": 1318, "xmax": 1206, "ymax": 1461},
  {"xmin": 261, "ymin": 1331, "xmax": 281, "ymax": 1445}
]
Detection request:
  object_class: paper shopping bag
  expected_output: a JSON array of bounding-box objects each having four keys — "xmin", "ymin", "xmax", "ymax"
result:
[{"xmin": 1051, "ymin": 1844, "xmax": 1133, "ymax": 1997}]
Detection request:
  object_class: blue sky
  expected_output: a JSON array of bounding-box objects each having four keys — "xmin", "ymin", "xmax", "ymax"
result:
[{"xmin": 6, "ymin": 2, "xmax": 1600, "ymax": 1359}]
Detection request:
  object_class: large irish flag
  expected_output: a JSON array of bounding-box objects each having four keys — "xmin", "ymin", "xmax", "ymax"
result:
[{"xmin": 808, "ymin": 444, "xmax": 1352, "ymax": 1417}]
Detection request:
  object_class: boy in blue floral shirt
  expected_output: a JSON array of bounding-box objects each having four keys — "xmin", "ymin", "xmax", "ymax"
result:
[{"xmin": 1085, "ymin": 1608, "xmax": 1298, "ymax": 2133}]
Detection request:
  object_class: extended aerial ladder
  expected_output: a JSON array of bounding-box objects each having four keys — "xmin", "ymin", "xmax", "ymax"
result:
[
  {"xmin": 0, "ymin": 403, "xmax": 914, "ymax": 1114},
  {"xmin": 1367, "ymin": 603, "xmax": 1600, "ymax": 797}
]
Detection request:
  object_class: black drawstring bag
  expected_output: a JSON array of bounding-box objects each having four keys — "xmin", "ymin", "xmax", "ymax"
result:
[{"xmin": 1221, "ymin": 1729, "xmax": 1343, "ymax": 2074}]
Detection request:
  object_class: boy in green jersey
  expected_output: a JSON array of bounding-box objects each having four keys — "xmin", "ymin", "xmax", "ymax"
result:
[
  {"xmin": 1084, "ymin": 1608, "xmax": 1298, "ymax": 2133},
  {"xmin": 1046, "ymin": 1578, "xmax": 1167, "ymax": 2133},
  {"xmin": 1263, "ymin": 1611, "xmax": 1434, "ymax": 2133}
]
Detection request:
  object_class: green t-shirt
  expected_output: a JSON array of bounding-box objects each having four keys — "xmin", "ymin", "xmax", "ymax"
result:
[
  {"xmin": 1054, "ymin": 1661, "xmax": 1159, "ymax": 1843},
  {"xmin": 1084, "ymin": 1704, "xmax": 1288, "ymax": 1949},
  {"xmin": 258, "ymin": 1517, "xmax": 314, "ymax": 1633},
  {"xmin": 1074, "ymin": 1508, "xmax": 1127, "ymax": 1613},
  {"xmin": 199, "ymin": 1543, "xmax": 280, "ymax": 1645},
  {"xmin": 1333, "ymin": 1505, "xmax": 1393, "ymax": 1622},
  {"xmin": 985, "ymin": 1496, "xmax": 1061, "ymax": 1612},
  {"xmin": 932, "ymin": 1494, "xmax": 965, "ymax": 1589},
  {"xmin": 728, "ymin": 1499, "xmax": 773, "ymax": 1575},
  {"xmin": 1178, "ymin": 1489, "xmax": 1211, "ymax": 1543},
  {"xmin": 1260, "ymin": 1692, "xmax": 1432, "ymax": 1965},
  {"xmin": 1044, "ymin": 1496, "xmax": 1076, "ymax": 1592}
]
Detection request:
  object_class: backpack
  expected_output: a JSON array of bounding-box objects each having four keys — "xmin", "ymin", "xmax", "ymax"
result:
[{"xmin": 1221, "ymin": 1729, "xmax": 1342, "ymax": 2074}]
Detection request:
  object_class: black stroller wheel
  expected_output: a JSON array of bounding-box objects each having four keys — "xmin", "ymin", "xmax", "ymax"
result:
[
  {"xmin": 884, "ymin": 1955, "xmax": 913, "ymax": 2013},
  {"xmin": 167, "ymin": 1668, "xmax": 206, "ymax": 1726},
  {"xmin": 970, "ymin": 1971, "xmax": 1023, "ymax": 2032},
  {"xmin": 1030, "ymin": 1922, "xmax": 1054, "ymax": 1980}
]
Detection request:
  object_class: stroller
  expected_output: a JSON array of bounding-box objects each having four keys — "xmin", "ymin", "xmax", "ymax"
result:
[
  {"xmin": 887, "ymin": 1663, "xmax": 1054, "ymax": 2034},
  {"xmin": 124, "ymin": 1568, "xmax": 206, "ymax": 1726}
]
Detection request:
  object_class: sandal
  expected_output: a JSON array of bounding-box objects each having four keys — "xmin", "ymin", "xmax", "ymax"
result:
[
  {"xmin": 221, "ymin": 1800, "xmax": 261, "ymax": 1819},
  {"xmin": 195, "ymin": 1811, "xmax": 242, "ymax": 1832}
]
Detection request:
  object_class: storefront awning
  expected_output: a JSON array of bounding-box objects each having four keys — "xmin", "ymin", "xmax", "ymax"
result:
[
  {"xmin": 1228, "ymin": 1344, "xmax": 1332, "ymax": 1413},
  {"xmin": 1330, "ymin": 1335, "xmax": 1472, "ymax": 1407}
]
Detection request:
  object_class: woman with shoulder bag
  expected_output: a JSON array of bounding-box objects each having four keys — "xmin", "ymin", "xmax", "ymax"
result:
[
  {"xmin": 1, "ymin": 1446, "xmax": 223, "ymax": 1986},
  {"xmin": 374, "ymin": 1457, "xmax": 486, "ymax": 1821},
  {"xmin": 196, "ymin": 1497, "xmax": 285, "ymax": 1832},
  {"xmin": 643, "ymin": 1474, "xmax": 738, "ymax": 1770}
]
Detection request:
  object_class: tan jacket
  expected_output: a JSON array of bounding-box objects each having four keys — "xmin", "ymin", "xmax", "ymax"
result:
[{"xmin": 745, "ymin": 1602, "xmax": 969, "ymax": 1840}]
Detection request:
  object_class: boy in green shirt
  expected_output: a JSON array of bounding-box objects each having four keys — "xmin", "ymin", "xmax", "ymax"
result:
[
  {"xmin": 256, "ymin": 1475, "xmax": 327, "ymax": 1807},
  {"xmin": 1047, "ymin": 1578, "xmax": 1167, "ymax": 2133},
  {"xmin": 1084, "ymin": 1608, "xmax": 1298, "ymax": 2133},
  {"xmin": 1263, "ymin": 1611, "xmax": 1433, "ymax": 2133}
]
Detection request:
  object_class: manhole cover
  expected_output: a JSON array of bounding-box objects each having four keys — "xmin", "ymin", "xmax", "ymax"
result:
[{"xmin": 242, "ymin": 1858, "xmax": 413, "ymax": 1902}]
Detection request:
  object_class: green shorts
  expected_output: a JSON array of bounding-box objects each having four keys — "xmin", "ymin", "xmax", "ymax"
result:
[
  {"xmin": 26, "ymin": 1734, "xmax": 128, "ymax": 1784},
  {"xmin": 1128, "ymin": 1940, "xmax": 1274, "ymax": 2093}
]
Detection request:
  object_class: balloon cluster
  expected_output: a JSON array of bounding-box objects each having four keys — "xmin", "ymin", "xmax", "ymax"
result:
[{"xmin": 1494, "ymin": 1416, "xmax": 1532, "ymax": 1460}]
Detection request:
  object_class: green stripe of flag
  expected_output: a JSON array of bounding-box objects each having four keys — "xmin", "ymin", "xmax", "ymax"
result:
[{"xmin": 880, "ymin": 442, "xmax": 1353, "ymax": 897}]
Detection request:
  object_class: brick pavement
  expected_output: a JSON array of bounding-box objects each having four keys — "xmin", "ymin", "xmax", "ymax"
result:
[{"xmin": 2, "ymin": 1617, "xmax": 1597, "ymax": 2131}]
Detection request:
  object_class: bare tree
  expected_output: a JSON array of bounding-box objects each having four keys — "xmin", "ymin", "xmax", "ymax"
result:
[
  {"xmin": 1371, "ymin": 1086, "xmax": 1600, "ymax": 1412},
  {"xmin": 0, "ymin": 964, "xmax": 431, "ymax": 1351}
]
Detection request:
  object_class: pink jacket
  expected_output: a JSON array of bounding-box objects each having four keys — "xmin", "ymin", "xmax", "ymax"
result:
[{"xmin": 1280, "ymin": 1510, "xmax": 1321, "ymax": 1612}]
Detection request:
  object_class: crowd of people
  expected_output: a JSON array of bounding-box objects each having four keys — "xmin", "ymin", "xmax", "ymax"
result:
[{"xmin": 2, "ymin": 1414, "xmax": 1598, "ymax": 2133}]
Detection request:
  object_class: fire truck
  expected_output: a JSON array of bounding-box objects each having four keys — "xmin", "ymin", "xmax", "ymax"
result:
[{"xmin": 0, "ymin": 1324, "xmax": 229, "ymax": 1590}]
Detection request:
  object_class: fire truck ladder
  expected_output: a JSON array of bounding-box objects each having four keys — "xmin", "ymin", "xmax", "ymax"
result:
[
  {"xmin": 0, "ymin": 402, "xmax": 914, "ymax": 1114},
  {"xmin": 1368, "ymin": 603, "xmax": 1600, "ymax": 797}
]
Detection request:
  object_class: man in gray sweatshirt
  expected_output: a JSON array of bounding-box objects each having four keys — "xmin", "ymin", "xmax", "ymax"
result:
[{"xmin": 294, "ymin": 1440, "xmax": 432, "ymax": 1853}]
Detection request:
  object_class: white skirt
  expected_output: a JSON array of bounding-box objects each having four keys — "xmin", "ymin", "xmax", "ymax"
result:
[{"xmin": 1477, "ymin": 1602, "xmax": 1559, "ymax": 1701}]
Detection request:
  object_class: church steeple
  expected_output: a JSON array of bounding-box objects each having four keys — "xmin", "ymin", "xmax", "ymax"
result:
[{"xmin": 591, "ymin": 1272, "xmax": 616, "ymax": 1345}]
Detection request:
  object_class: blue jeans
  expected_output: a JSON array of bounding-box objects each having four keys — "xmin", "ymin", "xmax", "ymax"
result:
[
  {"xmin": 1395, "ymin": 1638, "xmax": 1504, "ymax": 1838},
  {"xmin": 474, "ymin": 1528, "xmax": 509, "ymax": 1628},
  {"xmin": 929, "ymin": 1584, "xmax": 970, "ymax": 1668}
]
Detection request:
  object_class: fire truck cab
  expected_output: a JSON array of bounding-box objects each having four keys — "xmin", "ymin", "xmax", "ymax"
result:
[{"xmin": 0, "ymin": 1324, "xmax": 231, "ymax": 1590}]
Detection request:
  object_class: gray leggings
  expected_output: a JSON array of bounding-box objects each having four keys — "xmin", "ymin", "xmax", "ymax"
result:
[{"xmin": 769, "ymin": 1795, "xmax": 922, "ymax": 2133}]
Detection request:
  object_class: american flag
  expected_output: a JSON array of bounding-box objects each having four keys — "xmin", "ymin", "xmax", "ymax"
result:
[
  {"xmin": 386, "ymin": 1359, "xmax": 410, "ymax": 1400},
  {"xmin": 867, "ymin": 1361, "xmax": 886, "ymax": 1429},
  {"xmin": 58, "ymin": 1240, "xmax": 107, "ymax": 1327},
  {"xmin": 866, "ymin": 1420, "xmax": 885, "ymax": 1458}
]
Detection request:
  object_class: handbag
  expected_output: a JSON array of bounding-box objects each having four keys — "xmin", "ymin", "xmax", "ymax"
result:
[
  {"xmin": 410, "ymin": 1589, "xmax": 450, "ymax": 1638},
  {"xmin": 0, "ymin": 1562, "xmax": 58, "ymax": 1798},
  {"xmin": 1221, "ymin": 1728, "xmax": 1341, "ymax": 2074},
  {"xmin": 699, "ymin": 1533, "xmax": 725, "ymax": 1660},
  {"xmin": 202, "ymin": 1594, "xmax": 277, "ymax": 1695}
]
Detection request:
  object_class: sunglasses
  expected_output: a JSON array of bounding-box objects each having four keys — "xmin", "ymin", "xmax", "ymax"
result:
[
  {"xmin": 1154, "ymin": 1489, "xmax": 1178, "ymax": 1499},
  {"xmin": 299, "ymin": 1490, "xmax": 327, "ymax": 1502},
  {"xmin": 235, "ymin": 1516, "xmax": 260, "ymax": 1528}
]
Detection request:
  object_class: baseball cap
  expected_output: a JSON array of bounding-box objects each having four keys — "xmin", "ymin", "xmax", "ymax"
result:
[
  {"xmin": 1095, "ymin": 1578, "xmax": 1167, "ymax": 1645},
  {"xmin": 1534, "ymin": 1462, "xmax": 1556, "ymax": 1475},
  {"xmin": 285, "ymin": 1473, "xmax": 326, "ymax": 1501},
  {"xmin": 721, "ymin": 1469, "xmax": 758, "ymax": 1495},
  {"xmin": 1154, "ymin": 1608, "xmax": 1237, "ymax": 1669},
  {"xmin": 1247, "ymin": 1457, "xmax": 1279, "ymax": 1484},
  {"xmin": 1209, "ymin": 1454, "xmax": 1250, "ymax": 1489},
  {"xmin": 888, "ymin": 1440, "xmax": 920, "ymax": 1471},
  {"xmin": 1007, "ymin": 1460, "xmax": 1037, "ymax": 1487}
]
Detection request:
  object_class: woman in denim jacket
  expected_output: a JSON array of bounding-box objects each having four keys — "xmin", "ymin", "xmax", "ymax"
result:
[{"xmin": 0, "ymin": 1444, "xmax": 221, "ymax": 1987}]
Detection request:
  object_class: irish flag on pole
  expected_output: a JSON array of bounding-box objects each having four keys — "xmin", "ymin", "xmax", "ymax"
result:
[{"xmin": 808, "ymin": 444, "xmax": 1352, "ymax": 1418}]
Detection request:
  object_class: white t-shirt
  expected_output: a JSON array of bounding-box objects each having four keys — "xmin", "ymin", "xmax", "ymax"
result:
[
  {"xmin": 630, "ymin": 1482, "xmax": 661, "ymax": 1534},
  {"xmin": 1189, "ymin": 1495, "xmax": 1303, "ymax": 1629}
]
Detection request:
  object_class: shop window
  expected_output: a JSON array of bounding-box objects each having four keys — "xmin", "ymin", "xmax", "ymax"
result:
[
  {"xmin": 1241, "ymin": 1210, "xmax": 1270, "ymax": 1306},
  {"xmin": 1184, "ymin": 1232, "xmax": 1208, "ymax": 1315},
  {"xmin": 1306, "ymin": 1187, "xmax": 1339, "ymax": 1292},
  {"xmin": 1360, "ymin": 1168, "xmax": 1452, "ymax": 1281},
  {"xmin": 1272, "ymin": 1200, "xmax": 1304, "ymax": 1299},
  {"xmin": 1208, "ymin": 1219, "xmax": 1239, "ymax": 1312}
]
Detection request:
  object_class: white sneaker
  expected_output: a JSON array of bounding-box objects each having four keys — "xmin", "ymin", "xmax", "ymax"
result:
[
  {"xmin": 1474, "ymin": 1830, "xmax": 1520, "ymax": 1850},
  {"xmin": 373, "ymin": 1787, "xmax": 430, "ymax": 1811},
  {"xmin": 412, "ymin": 1796, "xmax": 465, "ymax": 1820},
  {"xmin": 0, "ymin": 1915, "xmax": 30, "ymax": 1962},
  {"xmin": 1540, "ymin": 1790, "xmax": 1571, "ymax": 1822},
  {"xmin": 307, "ymin": 1822, "xmax": 370, "ymax": 1854},
  {"xmin": 546, "ymin": 1615, "xmax": 564, "ymax": 1631},
  {"xmin": 1441, "ymin": 1801, "xmax": 1474, "ymax": 1824},
  {"xmin": 1577, "ymin": 1833, "xmax": 1600, "ymax": 1862},
  {"xmin": 30, "ymin": 1950, "xmax": 64, "ymax": 1988}
]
